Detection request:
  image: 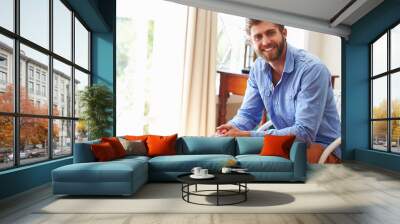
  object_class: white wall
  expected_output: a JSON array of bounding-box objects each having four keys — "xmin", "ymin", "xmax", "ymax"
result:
[{"xmin": 306, "ymin": 31, "xmax": 342, "ymax": 89}]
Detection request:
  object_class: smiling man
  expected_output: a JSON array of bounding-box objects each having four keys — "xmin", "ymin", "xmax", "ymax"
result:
[{"xmin": 216, "ymin": 19, "xmax": 341, "ymax": 163}]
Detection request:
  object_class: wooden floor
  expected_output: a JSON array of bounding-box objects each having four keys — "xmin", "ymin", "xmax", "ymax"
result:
[{"xmin": 1, "ymin": 162, "xmax": 400, "ymax": 224}]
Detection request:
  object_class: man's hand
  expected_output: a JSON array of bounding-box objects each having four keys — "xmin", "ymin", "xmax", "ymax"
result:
[
  {"xmin": 216, "ymin": 124, "xmax": 250, "ymax": 137},
  {"xmin": 215, "ymin": 123, "xmax": 233, "ymax": 136}
]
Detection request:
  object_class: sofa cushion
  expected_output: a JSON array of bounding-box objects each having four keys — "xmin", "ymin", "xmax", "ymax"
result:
[
  {"xmin": 52, "ymin": 159, "xmax": 147, "ymax": 183},
  {"xmin": 125, "ymin": 135, "xmax": 149, "ymax": 141},
  {"xmin": 236, "ymin": 155, "xmax": 293, "ymax": 172},
  {"xmin": 236, "ymin": 137, "xmax": 264, "ymax": 155},
  {"xmin": 101, "ymin": 137, "xmax": 127, "ymax": 158},
  {"xmin": 177, "ymin": 137, "xmax": 235, "ymax": 155},
  {"xmin": 147, "ymin": 134, "xmax": 178, "ymax": 157},
  {"xmin": 118, "ymin": 138, "xmax": 147, "ymax": 156},
  {"xmin": 260, "ymin": 135, "xmax": 296, "ymax": 159},
  {"xmin": 91, "ymin": 142, "xmax": 118, "ymax": 161},
  {"xmin": 148, "ymin": 154, "xmax": 235, "ymax": 172}
]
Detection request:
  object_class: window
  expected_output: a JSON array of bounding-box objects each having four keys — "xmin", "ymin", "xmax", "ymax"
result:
[
  {"xmin": 20, "ymin": 0, "xmax": 49, "ymax": 49},
  {"xmin": 216, "ymin": 13, "xmax": 247, "ymax": 72},
  {"xmin": 35, "ymin": 84, "xmax": 40, "ymax": 95},
  {"xmin": 53, "ymin": 0, "xmax": 72, "ymax": 60},
  {"xmin": 116, "ymin": 0, "xmax": 187, "ymax": 135},
  {"xmin": 0, "ymin": 0, "xmax": 14, "ymax": 32},
  {"xmin": 28, "ymin": 67, "xmax": 34, "ymax": 80},
  {"xmin": 0, "ymin": 71, "xmax": 6, "ymax": 85},
  {"xmin": 0, "ymin": 55, "xmax": 7, "ymax": 67},
  {"xmin": 0, "ymin": 0, "xmax": 91, "ymax": 170},
  {"xmin": 53, "ymin": 59, "xmax": 72, "ymax": 117},
  {"xmin": 74, "ymin": 18, "xmax": 89, "ymax": 70},
  {"xmin": 371, "ymin": 23, "xmax": 400, "ymax": 153},
  {"xmin": 28, "ymin": 81, "xmax": 34, "ymax": 94},
  {"xmin": 0, "ymin": 34, "xmax": 13, "ymax": 113},
  {"xmin": 52, "ymin": 119, "xmax": 72, "ymax": 158},
  {"xmin": 42, "ymin": 85, "xmax": 46, "ymax": 97},
  {"xmin": 35, "ymin": 70, "xmax": 41, "ymax": 81},
  {"xmin": 0, "ymin": 53, "xmax": 7, "ymax": 91},
  {"xmin": 74, "ymin": 69, "xmax": 89, "ymax": 119}
]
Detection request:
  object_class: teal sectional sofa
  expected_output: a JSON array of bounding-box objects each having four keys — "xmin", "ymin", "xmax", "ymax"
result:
[{"xmin": 52, "ymin": 136, "xmax": 306, "ymax": 196}]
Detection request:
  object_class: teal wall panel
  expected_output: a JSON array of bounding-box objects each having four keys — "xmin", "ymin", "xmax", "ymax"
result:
[
  {"xmin": 342, "ymin": 44, "xmax": 369, "ymax": 160},
  {"xmin": 92, "ymin": 32, "xmax": 114, "ymax": 87},
  {"xmin": 355, "ymin": 149, "xmax": 400, "ymax": 172},
  {"xmin": 343, "ymin": 0, "xmax": 400, "ymax": 170},
  {"xmin": 0, "ymin": 158, "xmax": 72, "ymax": 199}
]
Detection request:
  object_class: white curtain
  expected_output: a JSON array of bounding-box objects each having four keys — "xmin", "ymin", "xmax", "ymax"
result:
[{"xmin": 179, "ymin": 7, "xmax": 218, "ymax": 136}]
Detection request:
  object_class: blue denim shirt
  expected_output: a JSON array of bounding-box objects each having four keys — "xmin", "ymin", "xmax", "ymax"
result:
[{"xmin": 229, "ymin": 44, "xmax": 341, "ymax": 158}]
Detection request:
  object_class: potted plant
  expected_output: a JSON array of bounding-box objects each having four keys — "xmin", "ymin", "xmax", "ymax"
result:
[{"xmin": 79, "ymin": 84, "xmax": 113, "ymax": 140}]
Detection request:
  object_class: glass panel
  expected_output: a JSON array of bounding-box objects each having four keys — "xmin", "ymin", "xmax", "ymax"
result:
[
  {"xmin": 391, "ymin": 72, "xmax": 400, "ymax": 118},
  {"xmin": 20, "ymin": 0, "xmax": 49, "ymax": 49},
  {"xmin": 74, "ymin": 69, "xmax": 89, "ymax": 118},
  {"xmin": 217, "ymin": 13, "xmax": 246, "ymax": 72},
  {"xmin": 372, "ymin": 121, "xmax": 388, "ymax": 151},
  {"xmin": 74, "ymin": 18, "xmax": 89, "ymax": 70},
  {"xmin": 372, "ymin": 33, "xmax": 387, "ymax": 76},
  {"xmin": 0, "ymin": 34, "xmax": 14, "ymax": 112},
  {"xmin": 20, "ymin": 117, "xmax": 49, "ymax": 165},
  {"xmin": 75, "ymin": 120, "xmax": 88, "ymax": 143},
  {"xmin": 391, "ymin": 120, "xmax": 400, "ymax": 153},
  {"xmin": 53, "ymin": 59, "xmax": 72, "ymax": 117},
  {"xmin": 391, "ymin": 24, "xmax": 400, "ymax": 70},
  {"xmin": 0, "ymin": 0, "xmax": 14, "ymax": 31},
  {"xmin": 0, "ymin": 116, "xmax": 14, "ymax": 170},
  {"xmin": 53, "ymin": 0, "xmax": 72, "ymax": 60},
  {"xmin": 372, "ymin": 77, "xmax": 387, "ymax": 119},
  {"xmin": 53, "ymin": 119, "xmax": 72, "ymax": 158},
  {"xmin": 20, "ymin": 44, "xmax": 49, "ymax": 115}
]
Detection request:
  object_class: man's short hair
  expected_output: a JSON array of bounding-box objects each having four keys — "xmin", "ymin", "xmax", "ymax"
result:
[{"xmin": 245, "ymin": 19, "xmax": 285, "ymax": 36}]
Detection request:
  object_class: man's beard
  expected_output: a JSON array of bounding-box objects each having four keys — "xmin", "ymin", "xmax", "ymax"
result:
[{"xmin": 256, "ymin": 38, "xmax": 286, "ymax": 62}]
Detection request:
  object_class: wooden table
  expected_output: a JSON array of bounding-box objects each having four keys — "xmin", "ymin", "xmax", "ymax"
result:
[{"xmin": 217, "ymin": 71, "xmax": 249, "ymax": 126}]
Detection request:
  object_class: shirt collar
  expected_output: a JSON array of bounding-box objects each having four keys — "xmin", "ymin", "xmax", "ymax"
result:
[{"xmin": 283, "ymin": 43, "xmax": 295, "ymax": 74}]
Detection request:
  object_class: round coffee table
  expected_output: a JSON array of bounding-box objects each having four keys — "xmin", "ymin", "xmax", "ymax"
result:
[{"xmin": 177, "ymin": 173, "xmax": 255, "ymax": 206}]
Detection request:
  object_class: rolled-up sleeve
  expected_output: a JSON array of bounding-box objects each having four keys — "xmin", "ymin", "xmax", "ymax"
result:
[
  {"xmin": 257, "ymin": 63, "xmax": 331, "ymax": 143},
  {"xmin": 228, "ymin": 69, "xmax": 264, "ymax": 130}
]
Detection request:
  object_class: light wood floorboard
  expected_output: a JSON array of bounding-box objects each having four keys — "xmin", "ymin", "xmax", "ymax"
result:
[{"xmin": 1, "ymin": 162, "xmax": 400, "ymax": 224}]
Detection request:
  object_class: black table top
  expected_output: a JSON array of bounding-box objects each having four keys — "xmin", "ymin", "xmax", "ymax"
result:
[{"xmin": 177, "ymin": 172, "xmax": 255, "ymax": 185}]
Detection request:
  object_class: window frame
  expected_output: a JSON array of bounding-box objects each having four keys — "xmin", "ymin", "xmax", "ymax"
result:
[
  {"xmin": 0, "ymin": 0, "xmax": 92, "ymax": 171},
  {"xmin": 370, "ymin": 20, "xmax": 400, "ymax": 154}
]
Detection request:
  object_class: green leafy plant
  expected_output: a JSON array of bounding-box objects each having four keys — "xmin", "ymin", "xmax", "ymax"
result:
[{"xmin": 79, "ymin": 84, "xmax": 113, "ymax": 140}]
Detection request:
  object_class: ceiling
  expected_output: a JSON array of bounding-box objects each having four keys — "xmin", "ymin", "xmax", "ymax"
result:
[{"xmin": 165, "ymin": 0, "xmax": 384, "ymax": 38}]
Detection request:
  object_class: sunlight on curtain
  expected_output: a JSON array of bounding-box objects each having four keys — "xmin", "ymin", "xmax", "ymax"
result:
[{"xmin": 116, "ymin": 0, "xmax": 187, "ymax": 135}]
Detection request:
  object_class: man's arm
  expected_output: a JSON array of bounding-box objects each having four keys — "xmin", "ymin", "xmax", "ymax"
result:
[
  {"xmin": 228, "ymin": 69, "xmax": 264, "ymax": 131},
  {"xmin": 250, "ymin": 63, "xmax": 331, "ymax": 143}
]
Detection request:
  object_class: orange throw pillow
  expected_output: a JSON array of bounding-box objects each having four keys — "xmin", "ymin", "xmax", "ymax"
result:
[
  {"xmin": 91, "ymin": 142, "xmax": 117, "ymax": 161},
  {"xmin": 125, "ymin": 135, "xmax": 148, "ymax": 141},
  {"xmin": 101, "ymin": 137, "xmax": 127, "ymax": 158},
  {"xmin": 146, "ymin": 134, "xmax": 178, "ymax": 157},
  {"xmin": 260, "ymin": 134, "xmax": 296, "ymax": 159}
]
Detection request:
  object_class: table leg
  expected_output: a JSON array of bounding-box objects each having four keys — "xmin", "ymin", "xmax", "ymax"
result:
[
  {"xmin": 217, "ymin": 184, "xmax": 220, "ymax": 206},
  {"xmin": 245, "ymin": 183, "xmax": 247, "ymax": 201}
]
